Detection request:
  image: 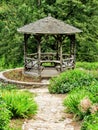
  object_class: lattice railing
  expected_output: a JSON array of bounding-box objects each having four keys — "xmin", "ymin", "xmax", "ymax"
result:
[{"xmin": 25, "ymin": 53, "xmax": 74, "ymax": 70}]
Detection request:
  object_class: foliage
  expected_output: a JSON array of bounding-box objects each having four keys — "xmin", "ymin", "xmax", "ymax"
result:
[
  {"xmin": 0, "ymin": 83, "xmax": 37, "ymax": 129},
  {"xmin": 76, "ymin": 62, "xmax": 98, "ymax": 80},
  {"xmin": 1, "ymin": 90, "xmax": 38, "ymax": 118},
  {"xmin": 0, "ymin": 0, "xmax": 98, "ymax": 68},
  {"xmin": 81, "ymin": 113, "xmax": 98, "ymax": 130},
  {"xmin": 63, "ymin": 83, "xmax": 98, "ymax": 119},
  {"xmin": 0, "ymin": 83, "xmax": 17, "ymax": 91},
  {"xmin": 63, "ymin": 88, "xmax": 93, "ymax": 119},
  {"xmin": 48, "ymin": 69, "xmax": 96, "ymax": 93},
  {"xmin": 76, "ymin": 62, "xmax": 98, "ymax": 70},
  {"xmin": 0, "ymin": 95, "xmax": 10, "ymax": 130}
]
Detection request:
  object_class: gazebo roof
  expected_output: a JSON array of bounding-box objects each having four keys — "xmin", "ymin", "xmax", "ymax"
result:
[{"xmin": 17, "ymin": 15, "xmax": 82, "ymax": 34}]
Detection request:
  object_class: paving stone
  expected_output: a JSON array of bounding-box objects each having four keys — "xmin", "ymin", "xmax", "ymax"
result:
[{"xmin": 22, "ymin": 88, "xmax": 81, "ymax": 130}]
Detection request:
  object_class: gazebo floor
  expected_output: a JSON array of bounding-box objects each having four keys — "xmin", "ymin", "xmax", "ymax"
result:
[
  {"xmin": 41, "ymin": 67, "xmax": 60, "ymax": 78},
  {"xmin": 24, "ymin": 67, "xmax": 60, "ymax": 78}
]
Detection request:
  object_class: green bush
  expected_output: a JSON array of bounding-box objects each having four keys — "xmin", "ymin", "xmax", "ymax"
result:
[
  {"xmin": 0, "ymin": 95, "xmax": 10, "ymax": 130},
  {"xmin": 81, "ymin": 113, "xmax": 98, "ymax": 130},
  {"xmin": 48, "ymin": 69, "xmax": 96, "ymax": 93},
  {"xmin": 76, "ymin": 62, "xmax": 98, "ymax": 70},
  {"xmin": 86, "ymin": 84, "xmax": 98, "ymax": 103},
  {"xmin": 63, "ymin": 84, "xmax": 98, "ymax": 120},
  {"xmin": 2, "ymin": 90, "xmax": 38, "ymax": 118},
  {"xmin": 63, "ymin": 88, "xmax": 93, "ymax": 119}
]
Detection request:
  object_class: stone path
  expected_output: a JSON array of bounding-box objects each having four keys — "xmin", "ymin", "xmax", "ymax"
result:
[{"xmin": 22, "ymin": 87, "xmax": 81, "ymax": 130}]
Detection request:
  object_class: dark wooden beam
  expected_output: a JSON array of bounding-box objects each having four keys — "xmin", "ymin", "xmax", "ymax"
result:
[
  {"xmin": 57, "ymin": 35, "xmax": 64, "ymax": 72},
  {"xmin": 69, "ymin": 34, "xmax": 76, "ymax": 68},
  {"xmin": 34, "ymin": 35, "xmax": 42, "ymax": 76},
  {"xmin": 24, "ymin": 34, "xmax": 30, "ymax": 71}
]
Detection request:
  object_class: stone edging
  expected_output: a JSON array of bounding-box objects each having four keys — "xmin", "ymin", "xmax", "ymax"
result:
[{"xmin": 0, "ymin": 68, "xmax": 50, "ymax": 88}]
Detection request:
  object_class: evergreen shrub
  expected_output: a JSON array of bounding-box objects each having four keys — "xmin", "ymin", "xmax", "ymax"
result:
[{"xmin": 48, "ymin": 69, "xmax": 96, "ymax": 94}]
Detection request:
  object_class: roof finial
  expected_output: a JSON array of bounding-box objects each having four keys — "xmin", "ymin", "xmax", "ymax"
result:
[{"xmin": 48, "ymin": 13, "xmax": 51, "ymax": 17}]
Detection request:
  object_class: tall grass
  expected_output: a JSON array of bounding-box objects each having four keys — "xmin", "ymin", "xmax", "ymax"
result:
[
  {"xmin": 81, "ymin": 114, "xmax": 98, "ymax": 130},
  {"xmin": 0, "ymin": 95, "xmax": 10, "ymax": 130},
  {"xmin": 1, "ymin": 90, "xmax": 38, "ymax": 118}
]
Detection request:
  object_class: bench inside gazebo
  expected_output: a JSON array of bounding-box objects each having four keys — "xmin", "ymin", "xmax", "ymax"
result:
[{"xmin": 17, "ymin": 15, "xmax": 82, "ymax": 77}]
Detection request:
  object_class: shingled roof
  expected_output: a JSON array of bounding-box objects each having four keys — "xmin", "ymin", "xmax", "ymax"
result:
[{"xmin": 17, "ymin": 15, "xmax": 82, "ymax": 34}]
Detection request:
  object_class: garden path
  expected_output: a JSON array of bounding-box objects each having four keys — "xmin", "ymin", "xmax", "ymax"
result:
[{"xmin": 22, "ymin": 87, "xmax": 81, "ymax": 130}]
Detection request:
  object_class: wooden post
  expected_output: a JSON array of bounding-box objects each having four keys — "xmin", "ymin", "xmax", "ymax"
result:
[
  {"xmin": 69, "ymin": 34, "xmax": 76, "ymax": 68},
  {"xmin": 24, "ymin": 34, "xmax": 27, "ymax": 71},
  {"xmin": 38, "ymin": 39, "xmax": 41, "ymax": 76},
  {"xmin": 58, "ymin": 35, "xmax": 63, "ymax": 71},
  {"xmin": 35, "ymin": 35, "xmax": 42, "ymax": 76},
  {"xmin": 54, "ymin": 35, "xmax": 59, "ymax": 60},
  {"xmin": 24, "ymin": 34, "xmax": 30, "ymax": 71}
]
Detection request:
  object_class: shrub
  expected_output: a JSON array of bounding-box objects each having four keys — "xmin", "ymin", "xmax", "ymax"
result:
[
  {"xmin": 81, "ymin": 113, "xmax": 98, "ymax": 130},
  {"xmin": 63, "ymin": 88, "xmax": 93, "ymax": 119},
  {"xmin": 63, "ymin": 84, "xmax": 98, "ymax": 120},
  {"xmin": 86, "ymin": 84, "xmax": 98, "ymax": 103},
  {"xmin": 48, "ymin": 69, "xmax": 96, "ymax": 93},
  {"xmin": 0, "ymin": 95, "xmax": 10, "ymax": 130},
  {"xmin": 2, "ymin": 90, "xmax": 38, "ymax": 118},
  {"xmin": 76, "ymin": 62, "xmax": 98, "ymax": 70}
]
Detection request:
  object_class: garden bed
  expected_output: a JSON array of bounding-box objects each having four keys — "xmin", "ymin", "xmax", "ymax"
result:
[
  {"xmin": 0, "ymin": 68, "xmax": 49, "ymax": 87},
  {"xmin": 3, "ymin": 69, "xmax": 41, "ymax": 82}
]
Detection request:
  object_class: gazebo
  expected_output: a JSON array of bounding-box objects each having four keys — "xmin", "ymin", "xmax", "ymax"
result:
[{"xmin": 17, "ymin": 15, "xmax": 82, "ymax": 77}]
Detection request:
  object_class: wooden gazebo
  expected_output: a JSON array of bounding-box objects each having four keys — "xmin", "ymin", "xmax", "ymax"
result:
[{"xmin": 17, "ymin": 15, "xmax": 82, "ymax": 77}]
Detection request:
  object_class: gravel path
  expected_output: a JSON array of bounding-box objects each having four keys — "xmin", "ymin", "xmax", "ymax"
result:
[{"xmin": 22, "ymin": 87, "xmax": 81, "ymax": 130}]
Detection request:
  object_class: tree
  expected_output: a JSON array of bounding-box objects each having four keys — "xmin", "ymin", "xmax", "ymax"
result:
[{"xmin": 0, "ymin": 0, "xmax": 98, "ymax": 69}]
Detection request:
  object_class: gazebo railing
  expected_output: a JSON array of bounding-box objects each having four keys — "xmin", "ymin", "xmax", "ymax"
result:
[
  {"xmin": 41, "ymin": 53, "xmax": 57, "ymax": 60},
  {"xmin": 25, "ymin": 53, "xmax": 74, "ymax": 71},
  {"xmin": 62, "ymin": 55, "xmax": 74, "ymax": 69},
  {"xmin": 27, "ymin": 53, "xmax": 38, "ymax": 59},
  {"xmin": 27, "ymin": 53, "xmax": 70, "ymax": 60}
]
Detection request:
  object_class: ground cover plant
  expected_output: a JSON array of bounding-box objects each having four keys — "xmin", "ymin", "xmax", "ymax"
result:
[
  {"xmin": 76, "ymin": 62, "xmax": 98, "ymax": 71},
  {"xmin": 63, "ymin": 84, "xmax": 98, "ymax": 129},
  {"xmin": 0, "ymin": 95, "xmax": 10, "ymax": 130},
  {"xmin": 48, "ymin": 69, "xmax": 96, "ymax": 94},
  {"xmin": 0, "ymin": 83, "xmax": 38, "ymax": 129},
  {"xmin": 2, "ymin": 90, "xmax": 38, "ymax": 118},
  {"xmin": 81, "ymin": 113, "xmax": 98, "ymax": 130}
]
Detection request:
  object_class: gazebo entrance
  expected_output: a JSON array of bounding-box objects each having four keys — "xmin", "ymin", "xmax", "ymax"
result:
[{"xmin": 17, "ymin": 15, "xmax": 82, "ymax": 77}]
